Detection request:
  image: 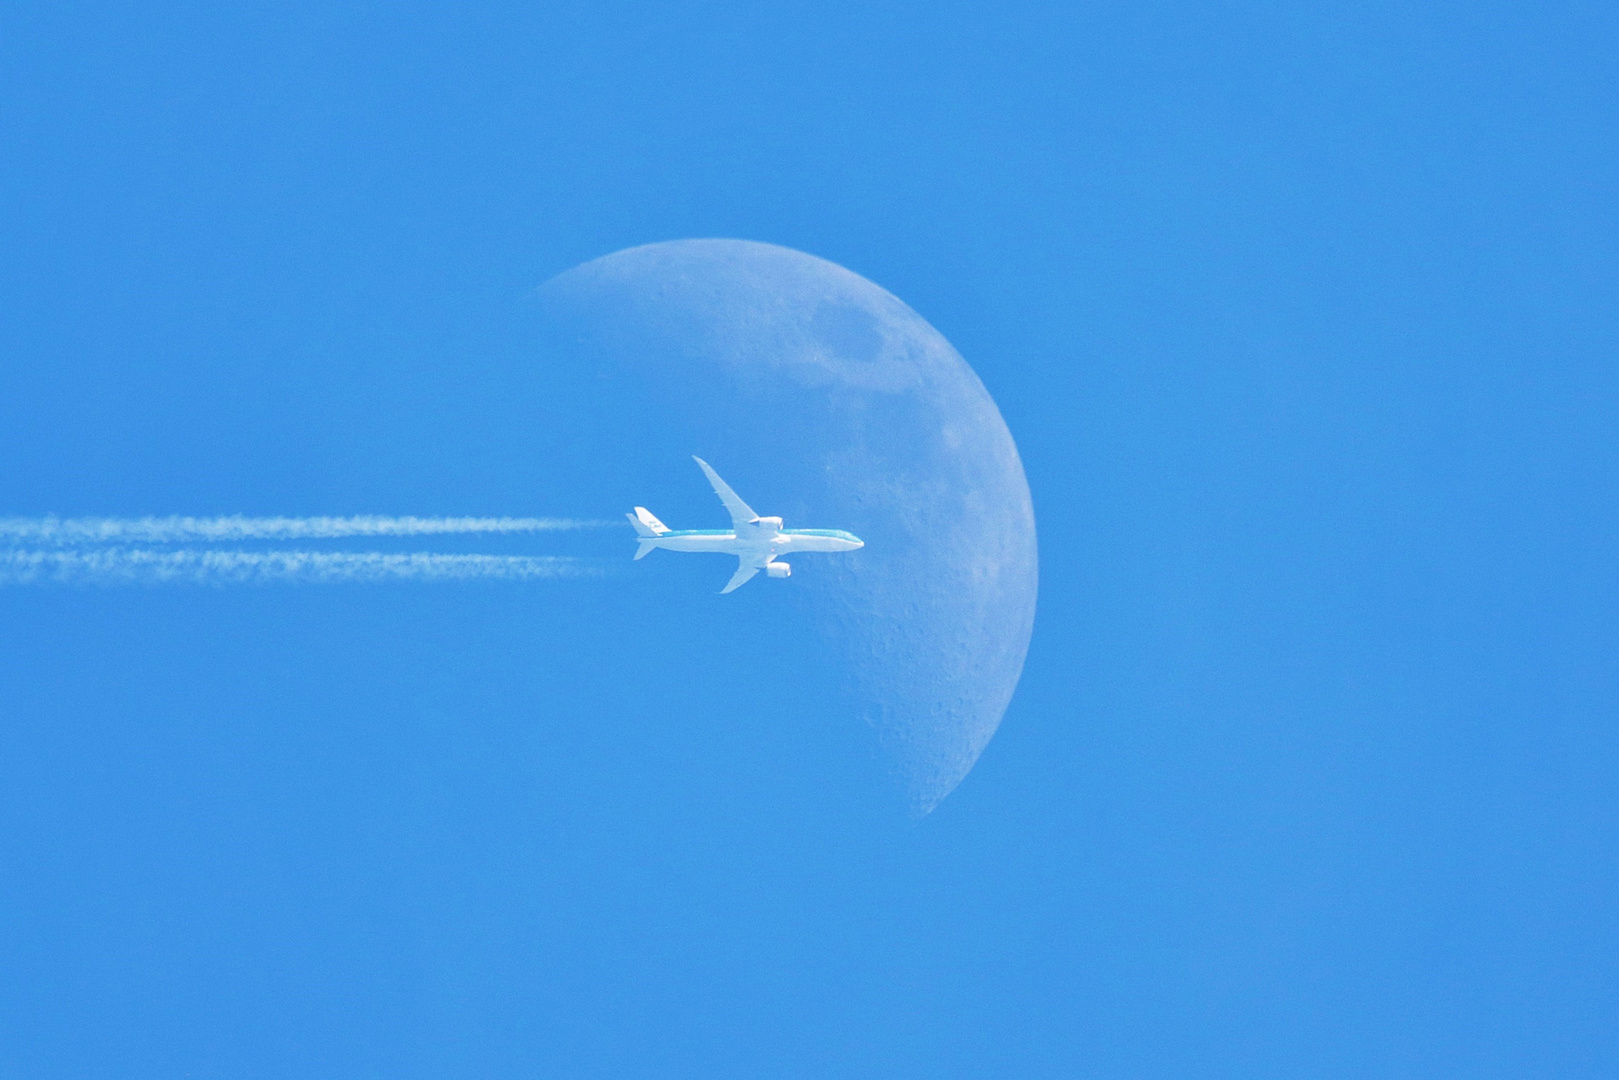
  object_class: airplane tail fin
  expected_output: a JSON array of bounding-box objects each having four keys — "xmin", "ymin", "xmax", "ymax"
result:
[
  {"xmin": 628, "ymin": 507, "xmax": 669, "ymax": 559},
  {"xmin": 626, "ymin": 506, "xmax": 670, "ymax": 538}
]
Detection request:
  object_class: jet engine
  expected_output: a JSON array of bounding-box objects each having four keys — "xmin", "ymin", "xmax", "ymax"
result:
[
  {"xmin": 753, "ymin": 516, "xmax": 784, "ymax": 533},
  {"xmin": 766, "ymin": 562, "xmax": 791, "ymax": 579}
]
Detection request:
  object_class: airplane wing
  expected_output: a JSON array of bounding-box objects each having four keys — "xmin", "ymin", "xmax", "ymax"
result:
[
  {"xmin": 693, "ymin": 456, "xmax": 758, "ymax": 532},
  {"xmin": 719, "ymin": 558, "xmax": 761, "ymax": 594}
]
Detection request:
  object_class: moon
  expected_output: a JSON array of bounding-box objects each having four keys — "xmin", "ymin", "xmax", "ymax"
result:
[{"xmin": 537, "ymin": 239, "xmax": 1037, "ymax": 814}]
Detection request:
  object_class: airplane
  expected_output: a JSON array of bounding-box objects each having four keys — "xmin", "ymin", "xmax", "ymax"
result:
[{"xmin": 626, "ymin": 457, "xmax": 864, "ymax": 593}]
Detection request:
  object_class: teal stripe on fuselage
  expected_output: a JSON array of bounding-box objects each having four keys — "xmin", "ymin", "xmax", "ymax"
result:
[{"xmin": 658, "ymin": 528, "xmax": 860, "ymax": 541}]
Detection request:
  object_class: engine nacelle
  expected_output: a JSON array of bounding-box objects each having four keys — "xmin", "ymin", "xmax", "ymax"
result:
[
  {"xmin": 766, "ymin": 561, "xmax": 791, "ymax": 579},
  {"xmin": 753, "ymin": 516, "xmax": 784, "ymax": 533}
]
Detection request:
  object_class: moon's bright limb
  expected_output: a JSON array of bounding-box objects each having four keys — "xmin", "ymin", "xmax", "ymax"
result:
[{"xmin": 542, "ymin": 240, "xmax": 1037, "ymax": 814}]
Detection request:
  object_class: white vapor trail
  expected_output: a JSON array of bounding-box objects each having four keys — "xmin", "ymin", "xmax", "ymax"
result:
[
  {"xmin": 0, "ymin": 515, "xmax": 608, "ymax": 546},
  {"xmin": 0, "ymin": 549, "xmax": 602, "ymax": 586}
]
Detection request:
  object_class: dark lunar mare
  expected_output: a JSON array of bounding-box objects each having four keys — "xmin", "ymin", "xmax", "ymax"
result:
[{"xmin": 537, "ymin": 240, "xmax": 1037, "ymax": 814}]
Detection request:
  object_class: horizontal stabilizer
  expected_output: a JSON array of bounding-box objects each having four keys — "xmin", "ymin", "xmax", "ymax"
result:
[{"xmin": 634, "ymin": 540, "xmax": 656, "ymax": 560}]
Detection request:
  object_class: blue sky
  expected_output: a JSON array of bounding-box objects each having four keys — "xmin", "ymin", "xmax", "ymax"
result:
[{"xmin": 1, "ymin": 2, "xmax": 1616, "ymax": 1077}]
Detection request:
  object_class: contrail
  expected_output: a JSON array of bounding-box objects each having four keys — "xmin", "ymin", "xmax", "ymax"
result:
[
  {"xmin": 0, "ymin": 515, "xmax": 609, "ymax": 547},
  {"xmin": 0, "ymin": 548, "xmax": 605, "ymax": 586}
]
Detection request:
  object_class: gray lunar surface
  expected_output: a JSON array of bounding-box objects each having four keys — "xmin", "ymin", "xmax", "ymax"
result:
[{"xmin": 541, "ymin": 239, "xmax": 1037, "ymax": 813}]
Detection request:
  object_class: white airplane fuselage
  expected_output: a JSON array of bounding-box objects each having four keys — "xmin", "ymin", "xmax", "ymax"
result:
[
  {"xmin": 642, "ymin": 525, "xmax": 864, "ymax": 558},
  {"xmin": 627, "ymin": 458, "xmax": 864, "ymax": 593}
]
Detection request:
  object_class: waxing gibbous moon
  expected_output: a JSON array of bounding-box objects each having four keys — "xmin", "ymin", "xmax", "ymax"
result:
[{"xmin": 540, "ymin": 240, "xmax": 1037, "ymax": 814}]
